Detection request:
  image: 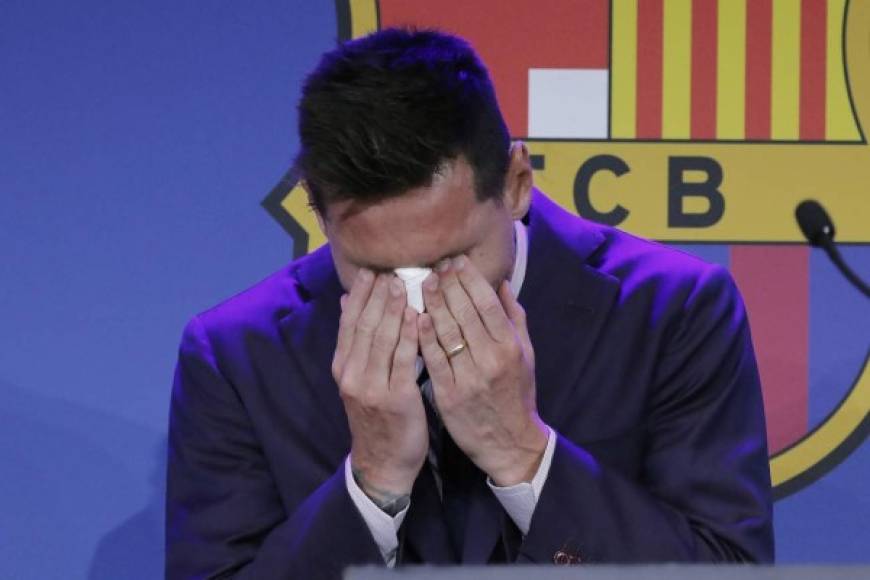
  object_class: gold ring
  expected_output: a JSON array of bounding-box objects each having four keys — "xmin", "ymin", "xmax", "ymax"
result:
[{"xmin": 445, "ymin": 341, "xmax": 467, "ymax": 358}]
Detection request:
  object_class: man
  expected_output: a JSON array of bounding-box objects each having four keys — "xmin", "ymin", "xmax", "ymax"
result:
[{"xmin": 166, "ymin": 29, "xmax": 774, "ymax": 579}]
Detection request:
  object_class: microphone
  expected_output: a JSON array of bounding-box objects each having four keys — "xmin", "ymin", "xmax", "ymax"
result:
[{"xmin": 795, "ymin": 200, "xmax": 870, "ymax": 298}]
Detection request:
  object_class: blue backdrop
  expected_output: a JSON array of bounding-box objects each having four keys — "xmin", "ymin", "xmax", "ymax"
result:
[
  {"xmin": 1, "ymin": 2, "xmax": 332, "ymax": 577},
  {"xmin": 1, "ymin": 2, "xmax": 866, "ymax": 578}
]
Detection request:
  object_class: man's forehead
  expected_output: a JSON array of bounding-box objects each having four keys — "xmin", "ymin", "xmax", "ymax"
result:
[
  {"xmin": 334, "ymin": 197, "xmax": 483, "ymax": 270},
  {"xmin": 327, "ymin": 162, "xmax": 493, "ymax": 269}
]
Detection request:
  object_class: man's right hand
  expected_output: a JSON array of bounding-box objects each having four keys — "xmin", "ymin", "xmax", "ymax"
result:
[{"xmin": 332, "ymin": 269, "xmax": 428, "ymax": 509}]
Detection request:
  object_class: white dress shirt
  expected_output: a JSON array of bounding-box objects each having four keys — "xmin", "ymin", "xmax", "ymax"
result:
[{"xmin": 345, "ymin": 219, "xmax": 557, "ymax": 565}]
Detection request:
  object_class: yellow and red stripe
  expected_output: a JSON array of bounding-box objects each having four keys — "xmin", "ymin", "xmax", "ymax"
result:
[
  {"xmin": 826, "ymin": 0, "xmax": 860, "ymax": 140},
  {"xmin": 611, "ymin": 0, "xmax": 638, "ymax": 138},
  {"xmin": 365, "ymin": 0, "xmax": 860, "ymax": 142},
  {"xmin": 636, "ymin": 0, "xmax": 664, "ymax": 138},
  {"xmin": 691, "ymin": 0, "xmax": 718, "ymax": 139},
  {"xmin": 612, "ymin": 0, "xmax": 859, "ymax": 142},
  {"xmin": 746, "ymin": 0, "xmax": 773, "ymax": 139},
  {"xmin": 801, "ymin": 0, "xmax": 827, "ymax": 140},
  {"xmin": 716, "ymin": 0, "xmax": 746, "ymax": 139}
]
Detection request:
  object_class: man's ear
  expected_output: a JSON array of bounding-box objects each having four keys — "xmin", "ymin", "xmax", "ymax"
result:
[{"xmin": 503, "ymin": 141, "xmax": 533, "ymax": 220}]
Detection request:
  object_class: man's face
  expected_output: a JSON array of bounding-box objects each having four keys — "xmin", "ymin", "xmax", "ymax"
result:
[{"xmin": 318, "ymin": 154, "xmax": 529, "ymax": 294}]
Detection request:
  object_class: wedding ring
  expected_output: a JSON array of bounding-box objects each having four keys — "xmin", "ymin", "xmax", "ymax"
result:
[{"xmin": 446, "ymin": 341, "xmax": 467, "ymax": 358}]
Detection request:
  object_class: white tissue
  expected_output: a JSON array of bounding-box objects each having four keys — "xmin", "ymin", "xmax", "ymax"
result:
[{"xmin": 394, "ymin": 267, "xmax": 432, "ymax": 314}]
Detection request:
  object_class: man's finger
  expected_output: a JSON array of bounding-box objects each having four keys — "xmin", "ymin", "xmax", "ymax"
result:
[
  {"xmin": 454, "ymin": 255, "xmax": 513, "ymax": 342},
  {"xmin": 390, "ymin": 307, "xmax": 419, "ymax": 392},
  {"xmin": 422, "ymin": 272, "xmax": 477, "ymax": 384},
  {"xmin": 436, "ymin": 258, "xmax": 491, "ymax": 359},
  {"xmin": 333, "ymin": 269, "xmax": 375, "ymax": 380},
  {"xmin": 422, "ymin": 273, "xmax": 469, "ymax": 356},
  {"xmin": 368, "ymin": 277, "xmax": 406, "ymax": 379},
  {"xmin": 343, "ymin": 273, "xmax": 390, "ymax": 382},
  {"xmin": 417, "ymin": 312, "xmax": 454, "ymax": 392}
]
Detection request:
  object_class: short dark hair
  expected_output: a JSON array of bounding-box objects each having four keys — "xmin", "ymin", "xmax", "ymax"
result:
[{"xmin": 295, "ymin": 28, "xmax": 510, "ymax": 215}]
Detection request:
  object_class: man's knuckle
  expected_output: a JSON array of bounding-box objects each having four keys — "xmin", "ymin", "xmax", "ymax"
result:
[
  {"xmin": 480, "ymin": 297, "xmax": 502, "ymax": 318},
  {"xmin": 361, "ymin": 389, "xmax": 383, "ymax": 408},
  {"xmin": 428, "ymin": 292, "xmax": 444, "ymax": 308},
  {"xmin": 339, "ymin": 380, "xmax": 358, "ymax": 401},
  {"xmin": 456, "ymin": 303, "xmax": 479, "ymax": 325},
  {"xmin": 442, "ymin": 325, "xmax": 463, "ymax": 346},
  {"xmin": 372, "ymin": 330, "xmax": 394, "ymax": 352},
  {"xmin": 505, "ymin": 340, "xmax": 523, "ymax": 361},
  {"xmin": 356, "ymin": 318, "xmax": 377, "ymax": 334}
]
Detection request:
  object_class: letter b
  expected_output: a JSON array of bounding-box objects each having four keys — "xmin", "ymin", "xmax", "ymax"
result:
[{"xmin": 668, "ymin": 156, "xmax": 725, "ymax": 228}]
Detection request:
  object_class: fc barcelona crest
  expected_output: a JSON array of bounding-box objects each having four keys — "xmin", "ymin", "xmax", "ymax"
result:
[{"xmin": 263, "ymin": 0, "xmax": 870, "ymax": 499}]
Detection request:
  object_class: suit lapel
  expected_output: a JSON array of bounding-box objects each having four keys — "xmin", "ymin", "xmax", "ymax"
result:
[
  {"xmin": 277, "ymin": 246, "xmax": 350, "ymax": 440},
  {"xmin": 519, "ymin": 191, "xmax": 621, "ymax": 425}
]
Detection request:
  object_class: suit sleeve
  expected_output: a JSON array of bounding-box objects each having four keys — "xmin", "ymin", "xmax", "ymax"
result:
[
  {"xmin": 518, "ymin": 264, "xmax": 775, "ymax": 564},
  {"xmin": 165, "ymin": 316, "xmax": 383, "ymax": 579}
]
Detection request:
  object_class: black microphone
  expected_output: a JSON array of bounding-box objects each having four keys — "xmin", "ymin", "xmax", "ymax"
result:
[{"xmin": 795, "ymin": 200, "xmax": 870, "ymax": 298}]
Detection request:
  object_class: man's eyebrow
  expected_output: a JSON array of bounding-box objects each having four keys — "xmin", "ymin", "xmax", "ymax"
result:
[{"xmin": 356, "ymin": 248, "xmax": 470, "ymax": 273}]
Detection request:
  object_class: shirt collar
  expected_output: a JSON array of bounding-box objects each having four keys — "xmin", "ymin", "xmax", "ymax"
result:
[{"xmin": 508, "ymin": 218, "xmax": 529, "ymax": 298}]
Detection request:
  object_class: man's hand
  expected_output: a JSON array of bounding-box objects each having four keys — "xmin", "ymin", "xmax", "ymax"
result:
[
  {"xmin": 418, "ymin": 256, "xmax": 549, "ymax": 487},
  {"xmin": 333, "ymin": 269, "xmax": 428, "ymax": 509}
]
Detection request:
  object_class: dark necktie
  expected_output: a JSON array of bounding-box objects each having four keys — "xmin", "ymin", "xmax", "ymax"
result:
[{"xmin": 416, "ymin": 368, "xmax": 476, "ymax": 559}]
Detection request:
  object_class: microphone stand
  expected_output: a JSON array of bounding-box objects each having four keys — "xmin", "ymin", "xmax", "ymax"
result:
[
  {"xmin": 817, "ymin": 236, "xmax": 870, "ymax": 298},
  {"xmin": 795, "ymin": 199, "xmax": 870, "ymax": 299}
]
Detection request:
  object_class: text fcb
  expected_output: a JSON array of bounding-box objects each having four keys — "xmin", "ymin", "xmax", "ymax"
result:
[{"xmin": 263, "ymin": 0, "xmax": 870, "ymax": 499}]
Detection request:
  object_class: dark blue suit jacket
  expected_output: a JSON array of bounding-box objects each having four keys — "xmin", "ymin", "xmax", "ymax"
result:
[{"xmin": 166, "ymin": 190, "xmax": 774, "ymax": 579}]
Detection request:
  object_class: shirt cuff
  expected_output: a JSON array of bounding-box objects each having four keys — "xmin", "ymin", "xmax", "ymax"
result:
[
  {"xmin": 487, "ymin": 425, "xmax": 557, "ymax": 535},
  {"xmin": 344, "ymin": 455, "xmax": 409, "ymax": 567}
]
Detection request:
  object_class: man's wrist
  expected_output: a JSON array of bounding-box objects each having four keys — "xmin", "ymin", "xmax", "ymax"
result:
[
  {"xmin": 351, "ymin": 466, "xmax": 412, "ymax": 516},
  {"xmin": 487, "ymin": 418, "xmax": 549, "ymax": 487},
  {"xmin": 371, "ymin": 493, "xmax": 411, "ymax": 517}
]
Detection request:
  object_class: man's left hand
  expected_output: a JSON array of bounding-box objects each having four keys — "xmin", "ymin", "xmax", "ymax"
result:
[{"xmin": 418, "ymin": 255, "xmax": 549, "ymax": 487}]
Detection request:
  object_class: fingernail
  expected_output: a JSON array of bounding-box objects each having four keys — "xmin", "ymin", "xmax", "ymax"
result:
[
  {"xmin": 357, "ymin": 269, "xmax": 372, "ymax": 283},
  {"xmin": 390, "ymin": 277, "xmax": 403, "ymax": 297},
  {"xmin": 424, "ymin": 273, "xmax": 439, "ymax": 292},
  {"xmin": 453, "ymin": 256, "xmax": 465, "ymax": 271},
  {"xmin": 437, "ymin": 259, "xmax": 450, "ymax": 273}
]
